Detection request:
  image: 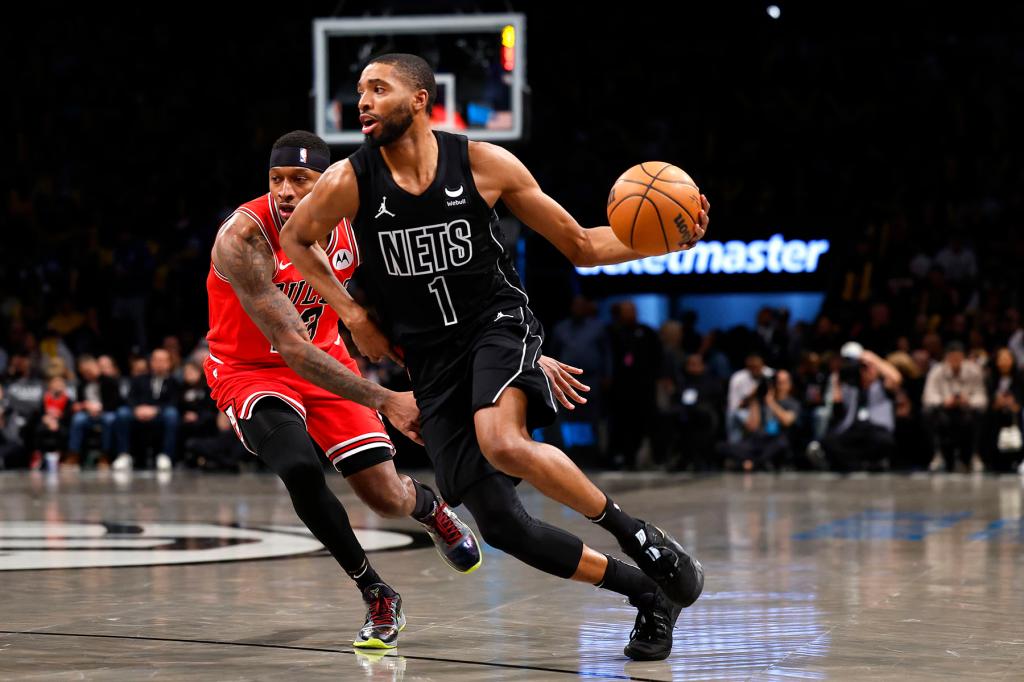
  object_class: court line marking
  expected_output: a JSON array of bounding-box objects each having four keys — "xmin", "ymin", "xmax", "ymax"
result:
[
  {"xmin": 0, "ymin": 524, "xmax": 432, "ymax": 572},
  {"xmin": 0, "ymin": 629, "xmax": 670, "ymax": 681}
]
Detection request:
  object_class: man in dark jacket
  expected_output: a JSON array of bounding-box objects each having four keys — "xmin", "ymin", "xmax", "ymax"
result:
[
  {"xmin": 114, "ymin": 348, "xmax": 180, "ymax": 471},
  {"xmin": 68, "ymin": 355, "xmax": 123, "ymax": 466},
  {"xmin": 673, "ymin": 353, "xmax": 725, "ymax": 470}
]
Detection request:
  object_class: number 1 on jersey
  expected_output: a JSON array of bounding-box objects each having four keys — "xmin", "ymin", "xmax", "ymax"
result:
[{"xmin": 428, "ymin": 276, "xmax": 458, "ymax": 326}]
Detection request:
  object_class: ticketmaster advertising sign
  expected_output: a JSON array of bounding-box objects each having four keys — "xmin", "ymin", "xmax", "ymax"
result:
[
  {"xmin": 576, "ymin": 235, "xmax": 829, "ymax": 277},
  {"xmin": 573, "ymin": 234, "xmax": 832, "ymax": 295}
]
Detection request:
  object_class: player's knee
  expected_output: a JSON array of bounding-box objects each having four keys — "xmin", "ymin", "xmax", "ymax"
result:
[
  {"xmin": 479, "ymin": 433, "xmax": 531, "ymax": 476},
  {"xmin": 277, "ymin": 457, "xmax": 326, "ymax": 494},
  {"xmin": 475, "ymin": 512, "xmax": 526, "ymax": 554}
]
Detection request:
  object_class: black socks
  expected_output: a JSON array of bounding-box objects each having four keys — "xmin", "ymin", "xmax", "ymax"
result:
[
  {"xmin": 411, "ymin": 479, "xmax": 439, "ymax": 522},
  {"xmin": 595, "ymin": 554, "xmax": 658, "ymax": 599},
  {"xmin": 587, "ymin": 494, "xmax": 645, "ymax": 549},
  {"xmin": 348, "ymin": 558, "xmax": 384, "ymax": 592}
]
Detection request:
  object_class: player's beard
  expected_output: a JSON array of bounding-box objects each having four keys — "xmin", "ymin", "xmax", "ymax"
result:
[{"xmin": 366, "ymin": 104, "xmax": 415, "ymax": 148}]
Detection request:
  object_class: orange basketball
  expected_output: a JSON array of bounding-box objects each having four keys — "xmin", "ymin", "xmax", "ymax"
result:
[{"xmin": 607, "ymin": 162, "xmax": 701, "ymax": 256}]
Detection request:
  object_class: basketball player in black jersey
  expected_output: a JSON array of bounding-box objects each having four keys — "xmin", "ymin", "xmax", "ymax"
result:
[{"xmin": 283, "ymin": 54, "xmax": 710, "ymax": 661}]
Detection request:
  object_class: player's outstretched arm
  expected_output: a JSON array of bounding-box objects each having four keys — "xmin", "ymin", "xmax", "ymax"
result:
[
  {"xmin": 213, "ymin": 214, "xmax": 422, "ymax": 443},
  {"xmin": 471, "ymin": 142, "xmax": 709, "ymax": 267},
  {"xmin": 280, "ymin": 162, "xmax": 404, "ymax": 366}
]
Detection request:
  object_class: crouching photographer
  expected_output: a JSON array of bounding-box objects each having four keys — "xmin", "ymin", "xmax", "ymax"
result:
[
  {"xmin": 720, "ymin": 369, "xmax": 801, "ymax": 471},
  {"xmin": 820, "ymin": 342, "xmax": 902, "ymax": 472}
]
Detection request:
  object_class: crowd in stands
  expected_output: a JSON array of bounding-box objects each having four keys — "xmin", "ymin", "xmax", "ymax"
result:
[
  {"xmin": 4, "ymin": 228, "xmax": 1023, "ymax": 476},
  {"xmin": 543, "ymin": 286, "xmax": 1024, "ymax": 476},
  {"xmin": 4, "ymin": 6, "xmax": 1021, "ymax": 474}
]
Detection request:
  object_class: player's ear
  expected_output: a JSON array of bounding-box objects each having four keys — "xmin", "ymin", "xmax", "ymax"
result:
[{"xmin": 412, "ymin": 88, "xmax": 429, "ymax": 114}]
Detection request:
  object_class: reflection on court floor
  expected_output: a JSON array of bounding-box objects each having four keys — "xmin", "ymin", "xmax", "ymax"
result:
[{"xmin": 1, "ymin": 470, "xmax": 1021, "ymax": 680}]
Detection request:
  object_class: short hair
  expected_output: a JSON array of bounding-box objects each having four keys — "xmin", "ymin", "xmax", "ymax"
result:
[
  {"xmin": 367, "ymin": 53, "xmax": 437, "ymax": 114},
  {"xmin": 272, "ymin": 130, "xmax": 330, "ymax": 159}
]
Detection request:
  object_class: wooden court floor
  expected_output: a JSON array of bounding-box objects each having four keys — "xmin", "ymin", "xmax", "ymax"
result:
[{"xmin": 1, "ymin": 470, "xmax": 1021, "ymax": 680}]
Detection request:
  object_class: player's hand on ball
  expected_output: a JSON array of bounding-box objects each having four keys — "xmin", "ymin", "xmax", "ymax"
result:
[
  {"xmin": 381, "ymin": 391, "xmax": 423, "ymax": 445},
  {"xmin": 538, "ymin": 355, "xmax": 590, "ymax": 410},
  {"xmin": 679, "ymin": 194, "xmax": 710, "ymax": 251},
  {"xmin": 607, "ymin": 164, "xmax": 708, "ymax": 255}
]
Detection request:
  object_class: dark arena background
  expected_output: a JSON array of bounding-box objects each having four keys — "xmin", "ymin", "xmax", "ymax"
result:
[{"xmin": 3, "ymin": 2, "xmax": 1023, "ymax": 680}]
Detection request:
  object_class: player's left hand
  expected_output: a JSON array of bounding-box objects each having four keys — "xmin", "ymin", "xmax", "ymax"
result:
[
  {"xmin": 538, "ymin": 355, "xmax": 590, "ymax": 410},
  {"xmin": 349, "ymin": 314, "xmax": 404, "ymax": 367},
  {"xmin": 679, "ymin": 194, "xmax": 710, "ymax": 251},
  {"xmin": 380, "ymin": 390, "xmax": 423, "ymax": 445}
]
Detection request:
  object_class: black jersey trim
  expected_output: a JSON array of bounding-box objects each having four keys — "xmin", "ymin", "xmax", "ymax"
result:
[
  {"xmin": 487, "ymin": 217, "xmax": 529, "ymax": 305},
  {"xmin": 463, "ymin": 135, "xmax": 528, "ymax": 306},
  {"xmin": 458, "ymin": 134, "xmax": 489, "ymax": 213}
]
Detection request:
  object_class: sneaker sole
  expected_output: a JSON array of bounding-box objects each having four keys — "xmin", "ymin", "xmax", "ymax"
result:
[
  {"xmin": 352, "ymin": 637, "xmax": 396, "ymax": 650},
  {"xmin": 624, "ymin": 647, "xmax": 670, "ymax": 662}
]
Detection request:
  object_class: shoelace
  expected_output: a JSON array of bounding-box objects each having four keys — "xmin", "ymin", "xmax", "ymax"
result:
[
  {"xmin": 368, "ymin": 596, "xmax": 396, "ymax": 626},
  {"xmin": 432, "ymin": 504, "xmax": 464, "ymax": 545},
  {"xmin": 632, "ymin": 608, "xmax": 670, "ymax": 641}
]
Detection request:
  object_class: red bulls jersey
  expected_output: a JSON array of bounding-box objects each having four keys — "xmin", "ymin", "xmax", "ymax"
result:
[{"xmin": 205, "ymin": 193, "xmax": 360, "ymax": 376}]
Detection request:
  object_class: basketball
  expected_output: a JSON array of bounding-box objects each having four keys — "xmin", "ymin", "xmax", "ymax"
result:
[{"xmin": 607, "ymin": 162, "xmax": 702, "ymax": 256}]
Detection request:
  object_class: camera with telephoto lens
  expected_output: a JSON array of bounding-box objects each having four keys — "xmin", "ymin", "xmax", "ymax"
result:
[
  {"xmin": 756, "ymin": 375, "xmax": 771, "ymax": 399},
  {"xmin": 838, "ymin": 341, "xmax": 866, "ymax": 386},
  {"xmin": 753, "ymin": 368, "xmax": 776, "ymax": 400},
  {"xmin": 838, "ymin": 358, "xmax": 862, "ymax": 386}
]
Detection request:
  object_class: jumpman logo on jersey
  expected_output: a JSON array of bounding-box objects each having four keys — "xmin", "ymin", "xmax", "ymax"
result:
[{"xmin": 375, "ymin": 196, "xmax": 396, "ymax": 219}]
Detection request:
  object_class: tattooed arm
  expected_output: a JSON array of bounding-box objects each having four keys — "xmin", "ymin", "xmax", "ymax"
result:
[
  {"xmin": 280, "ymin": 160, "xmax": 403, "ymax": 366},
  {"xmin": 212, "ymin": 213, "xmax": 422, "ymax": 442}
]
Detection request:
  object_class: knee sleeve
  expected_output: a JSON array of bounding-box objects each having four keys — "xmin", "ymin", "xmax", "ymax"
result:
[
  {"xmin": 239, "ymin": 400, "xmax": 322, "ymax": 482},
  {"xmin": 473, "ymin": 505, "xmax": 527, "ymax": 554},
  {"xmin": 240, "ymin": 399, "xmax": 366, "ymax": 575},
  {"xmin": 462, "ymin": 475, "xmax": 583, "ymax": 579}
]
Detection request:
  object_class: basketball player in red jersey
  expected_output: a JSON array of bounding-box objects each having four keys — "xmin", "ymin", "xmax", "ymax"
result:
[
  {"xmin": 282, "ymin": 55, "xmax": 710, "ymax": 661},
  {"xmin": 206, "ymin": 130, "xmax": 489, "ymax": 650}
]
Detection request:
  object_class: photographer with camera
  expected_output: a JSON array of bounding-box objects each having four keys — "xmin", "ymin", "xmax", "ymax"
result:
[
  {"xmin": 820, "ymin": 342, "xmax": 902, "ymax": 472},
  {"xmin": 923, "ymin": 340, "xmax": 988, "ymax": 472},
  {"xmin": 727, "ymin": 354, "xmax": 771, "ymax": 444},
  {"xmin": 721, "ymin": 364, "xmax": 801, "ymax": 471}
]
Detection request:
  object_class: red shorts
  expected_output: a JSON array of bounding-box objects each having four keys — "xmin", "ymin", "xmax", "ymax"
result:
[{"xmin": 204, "ymin": 352, "xmax": 394, "ymax": 476}]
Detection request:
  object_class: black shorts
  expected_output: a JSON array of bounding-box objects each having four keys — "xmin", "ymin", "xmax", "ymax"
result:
[{"xmin": 405, "ymin": 305, "xmax": 558, "ymax": 505}]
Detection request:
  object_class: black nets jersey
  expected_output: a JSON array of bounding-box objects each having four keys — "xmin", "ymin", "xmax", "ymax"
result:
[{"xmin": 347, "ymin": 130, "xmax": 529, "ymax": 350}]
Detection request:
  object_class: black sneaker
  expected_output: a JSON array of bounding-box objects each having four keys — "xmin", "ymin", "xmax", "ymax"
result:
[
  {"xmin": 353, "ymin": 583, "xmax": 406, "ymax": 649},
  {"xmin": 625, "ymin": 522, "xmax": 704, "ymax": 607},
  {"xmin": 623, "ymin": 589, "xmax": 681, "ymax": 661},
  {"xmin": 419, "ymin": 500, "xmax": 482, "ymax": 574}
]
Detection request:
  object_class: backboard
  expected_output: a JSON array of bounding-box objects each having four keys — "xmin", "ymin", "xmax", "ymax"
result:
[{"xmin": 313, "ymin": 14, "xmax": 527, "ymax": 146}]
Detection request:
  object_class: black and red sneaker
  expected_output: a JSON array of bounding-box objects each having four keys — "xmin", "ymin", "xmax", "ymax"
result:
[
  {"xmin": 353, "ymin": 583, "xmax": 406, "ymax": 649},
  {"xmin": 419, "ymin": 500, "xmax": 482, "ymax": 574}
]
